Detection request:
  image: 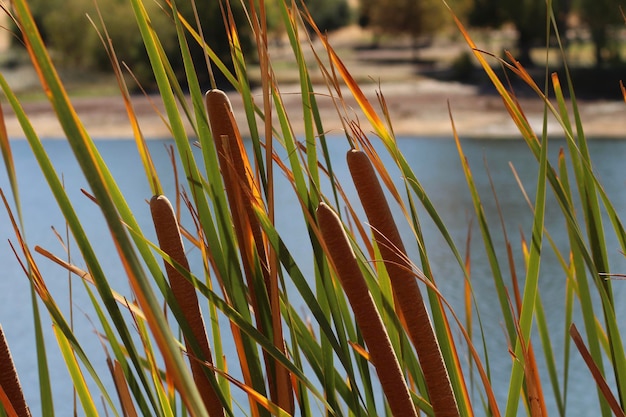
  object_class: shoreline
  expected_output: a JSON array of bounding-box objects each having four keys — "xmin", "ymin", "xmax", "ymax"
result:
[{"xmin": 3, "ymin": 79, "xmax": 625, "ymax": 140}]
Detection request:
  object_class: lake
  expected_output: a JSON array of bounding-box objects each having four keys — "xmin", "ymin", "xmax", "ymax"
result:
[{"xmin": 1, "ymin": 136, "xmax": 626, "ymax": 416}]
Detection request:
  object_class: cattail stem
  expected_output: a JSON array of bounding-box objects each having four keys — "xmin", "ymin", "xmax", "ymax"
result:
[
  {"xmin": 317, "ymin": 202, "xmax": 418, "ymax": 417},
  {"xmin": 0, "ymin": 325, "xmax": 31, "ymax": 417},
  {"xmin": 347, "ymin": 149, "xmax": 460, "ymax": 417},
  {"xmin": 150, "ymin": 195, "xmax": 224, "ymax": 417}
]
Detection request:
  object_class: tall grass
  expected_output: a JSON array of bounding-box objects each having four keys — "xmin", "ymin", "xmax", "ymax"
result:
[{"xmin": 0, "ymin": 0, "xmax": 625, "ymax": 416}]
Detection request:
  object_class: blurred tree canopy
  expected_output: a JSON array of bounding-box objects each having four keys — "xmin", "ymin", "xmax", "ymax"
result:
[
  {"xmin": 574, "ymin": 0, "xmax": 626, "ymax": 64},
  {"xmin": 469, "ymin": 0, "xmax": 558, "ymax": 65},
  {"xmin": 302, "ymin": 0, "xmax": 351, "ymax": 33},
  {"xmin": 23, "ymin": 0, "xmax": 251, "ymax": 88},
  {"xmin": 359, "ymin": 0, "xmax": 626, "ymax": 66},
  {"xmin": 358, "ymin": 0, "xmax": 472, "ymax": 43},
  {"xmin": 20, "ymin": 0, "xmax": 626, "ymax": 86},
  {"xmin": 470, "ymin": 0, "xmax": 626, "ymax": 65},
  {"xmin": 359, "ymin": 0, "xmax": 448, "ymax": 41}
]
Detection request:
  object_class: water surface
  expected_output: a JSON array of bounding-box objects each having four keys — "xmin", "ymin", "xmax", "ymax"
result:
[{"xmin": 1, "ymin": 137, "xmax": 625, "ymax": 416}]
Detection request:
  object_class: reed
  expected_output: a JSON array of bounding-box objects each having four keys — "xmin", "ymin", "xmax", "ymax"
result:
[
  {"xmin": 108, "ymin": 358, "xmax": 139, "ymax": 417},
  {"xmin": 150, "ymin": 194, "xmax": 224, "ymax": 417},
  {"xmin": 347, "ymin": 149, "xmax": 460, "ymax": 417},
  {"xmin": 316, "ymin": 202, "xmax": 418, "ymax": 417},
  {"xmin": 205, "ymin": 88, "xmax": 293, "ymax": 414},
  {"xmin": 205, "ymin": 89, "xmax": 269, "ymax": 296}
]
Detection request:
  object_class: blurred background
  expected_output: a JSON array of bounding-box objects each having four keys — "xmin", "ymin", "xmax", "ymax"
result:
[{"xmin": 1, "ymin": 0, "xmax": 625, "ymax": 98}]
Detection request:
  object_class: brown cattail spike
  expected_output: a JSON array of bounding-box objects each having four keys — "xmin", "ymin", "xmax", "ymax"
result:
[
  {"xmin": 347, "ymin": 149, "xmax": 460, "ymax": 417},
  {"xmin": 150, "ymin": 195, "xmax": 224, "ymax": 417},
  {"xmin": 206, "ymin": 89, "xmax": 294, "ymax": 414},
  {"xmin": 317, "ymin": 202, "xmax": 418, "ymax": 417},
  {"xmin": 205, "ymin": 89, "xmax": 270, "ymax": 302},
  {"xmin": 0, "ymin": 325, "xmax": 31, "ymax": 417}
]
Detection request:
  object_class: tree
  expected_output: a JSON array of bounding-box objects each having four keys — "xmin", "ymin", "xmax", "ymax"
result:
[
  {"xmin": 358, "ymin": 0, "xmax": 459, "ymax": 44},
  {"xmin": 173, "ymin": 0, "xmax": 252, "ymax": 88},
  {"xmin": 469, "ymin": 0, "xmax": 559, "ymax": 65},
  {"xmin": 22, "ymin": 0, "xmax": 251, "ymax": 88},
  {"xmin": 41, "ymin": 0, "xmax": 177, "ymax": 78},
  {"xmin": 575, "ymin": 0, "xmax": 626, "ymax": 64},
  {"xmin": 303, "ymin": 0, "xmax": 351, "ymax": 33}
]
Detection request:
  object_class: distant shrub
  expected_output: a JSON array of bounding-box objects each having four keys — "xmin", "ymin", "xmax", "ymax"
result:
[
  {"xmin": 358, "ymin": 0, "xmax": 449, "ymax": 41},
  {"xmin": 27, "ymin": 0, "xmax": 251, "ymax": 89},
  {"xmin": 451, "ymin": 51, "xmax": 475, "ymax": 81},
  {"xmin": 303, "ymin": 0, "xmax": 352, "ymax": 33}
]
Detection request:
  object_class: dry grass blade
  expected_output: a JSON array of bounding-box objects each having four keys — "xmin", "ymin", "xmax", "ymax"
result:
[
  {"xmin": 316, "ymin": 202, "xmax": 418, "ymax": 417},
  {"xmin": 206, "ymin": 88, "xmax": 293, "ymax": 414},
  {"xmin": 0, "ymin": 386, "xmax": 19, "ymax": 417},
  {"xmin": 210, "ymin": 363, "xmax": 292, "ymax": 417},
  {"xmin": 570, "ymin": 324, "xmax": 626, "ymax": 417},
  {"xmin": 107, "ymin": 358, "xmax": 138, "ymax": 417},
  {"xmin": 346, "ymin": 149, "xmax": 460, "ymax": 417},
  {"xmin": 301, "ymin": 7, "xmax": 394, "ymax": 145},
  {"xmin": 150, "ymin": 195, "xmax": 224, "ymax": 417},
  {"xmin": 34, "ymin": 245, "xmax": 145, "ymax": 319},
  {"xmin": 0, "ymin": 325, "xmax": 31, "ymax": 417},
  {"xmin": 0, "ymin": 102, "xmax": 18, "ymax": 207}
]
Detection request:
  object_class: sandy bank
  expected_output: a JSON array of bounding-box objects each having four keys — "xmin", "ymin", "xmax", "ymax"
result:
[{"xmin": 2, "ymin": 78, "xmax": 624, "ymax": 140}]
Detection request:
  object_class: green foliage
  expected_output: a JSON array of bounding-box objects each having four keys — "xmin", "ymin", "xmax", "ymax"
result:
[
  {"xmin": 32, "ymin": 0, "xmax": 175, "ymax": 77},
  {"xmin": 574, "ymin": 0, "xmax": 626, "ymax": 64},
  {"xmin": 470, "ymin": 0, "xmax": 626, "ymax": 66},
  {"xmin": 469, "ymin": 0, "xmax": 561, "ymax": 65},
  {"xmin": 359, "ymin": 0, "xmax": 449, "ymax": 38},
  {"xmin": 25, "ymin": 0, "xmax": 251, "ymax": 88},
  {"xmin": 303, "ymin": 0, "xmax": 352, "ymax": 33}
]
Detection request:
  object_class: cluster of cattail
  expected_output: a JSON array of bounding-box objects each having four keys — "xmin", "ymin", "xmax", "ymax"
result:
[
  {"xmin": 150, "ymin": 89, "xmax": 293, "ymax": 416},
  {"xmin": 317, "ymin": 149, "xmax": 460, "ymax": 417},
  {"xmin": 151, "ymin": 88, "xmax": 460, "ymax": 416}
]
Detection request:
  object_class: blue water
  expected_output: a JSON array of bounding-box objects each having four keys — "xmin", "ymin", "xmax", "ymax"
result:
[{"xmin": 1, "ymin": 137, "xmax": 626, "ymax": 416}]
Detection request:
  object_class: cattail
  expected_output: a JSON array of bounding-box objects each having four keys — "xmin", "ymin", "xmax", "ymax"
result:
[
  {"xmin": 317, "ymin": 202, "xmax": 418, "ymax": 417},
  {"xmin": 347, "ymin": 149, "xmax": 459, "ymax": 417},
  {"xmin": 205, "ymin": 89, "xmax": 293, "ymax": 414},
  {"xmin": 150, "ymin": 195, "xmax": 224, "ymax": 417},
  {"xmin": 0, "ymin": 325, "xmax": 31, "ymax": 417},
  {"xmin": 205, "ymin": 89, "xmax": 269, "ymax": 297}
]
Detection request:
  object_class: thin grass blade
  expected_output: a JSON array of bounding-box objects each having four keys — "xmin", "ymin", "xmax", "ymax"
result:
[
  {"xmin": 570, "ymin": 324, "xmax": 626, "ymax": 417},
  {"xmin": 52, "ymin": 325, "xmax": 99, "ymax": 416}
]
